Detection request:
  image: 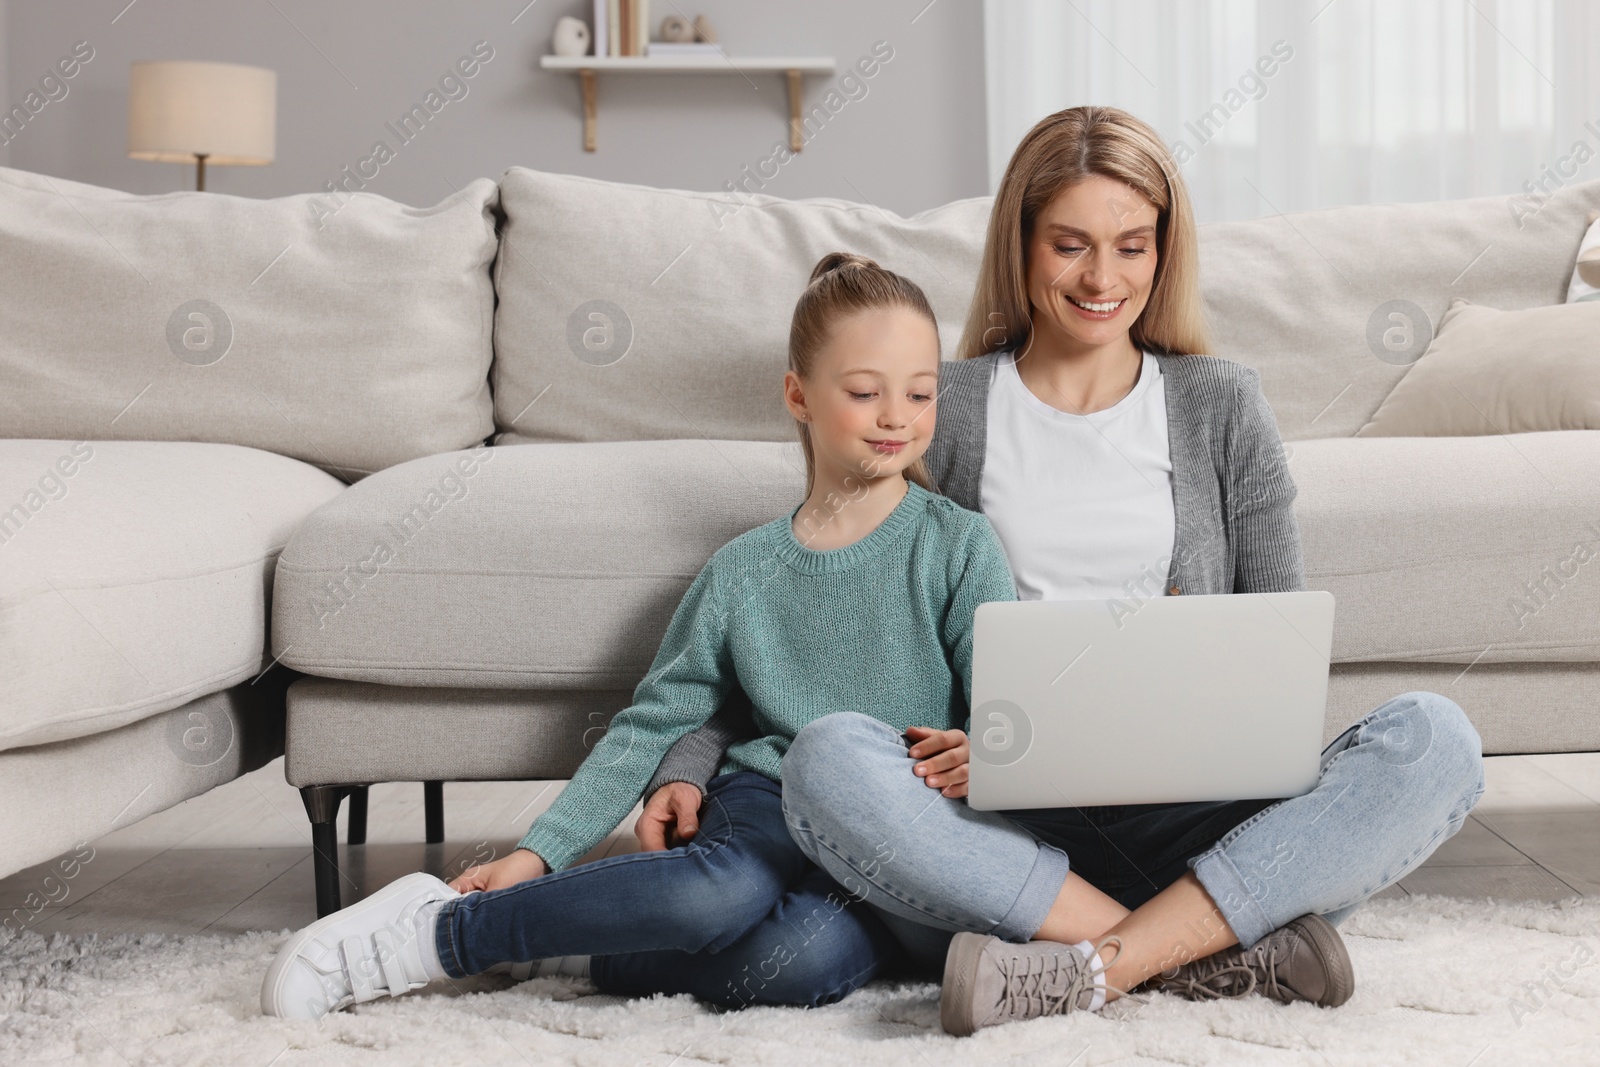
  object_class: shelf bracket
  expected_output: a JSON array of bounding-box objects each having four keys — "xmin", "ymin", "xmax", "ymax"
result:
[
  {"xmin": 787, "ymin": 69, "xmax": 803, "ymax": 152},
  {"xmin": 580, "ymin": 68, "xmax": 598, "ymax": 152}
]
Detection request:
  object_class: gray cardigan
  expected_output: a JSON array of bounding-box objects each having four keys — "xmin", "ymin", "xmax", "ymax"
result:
[{"xmin": 644, "ymin": 351, "xmax": 1306, "ymax": 795}]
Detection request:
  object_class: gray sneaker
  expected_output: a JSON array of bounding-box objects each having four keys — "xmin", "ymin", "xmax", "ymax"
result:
[
  {"xmin": 940, "ymin": 932, "xmax": 1120, "ymax": 1036},
  {"xmin": 1145, "ymin": 914, "xmax": 1353, "ymax": 1007}
]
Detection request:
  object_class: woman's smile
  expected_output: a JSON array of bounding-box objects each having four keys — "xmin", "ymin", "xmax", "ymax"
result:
[
  {"xmin": 868, "ymin": 438, "xmax": 908, "ymax": 453},
  {"xmin": 1063, "ymin": 294, "xmax": 1128, "ymax": 320}
]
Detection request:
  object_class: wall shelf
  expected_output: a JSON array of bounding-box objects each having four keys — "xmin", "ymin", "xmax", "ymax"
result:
[{"xmin": 539, "ymin": 55, "xmax": 837, "ymax": 153}]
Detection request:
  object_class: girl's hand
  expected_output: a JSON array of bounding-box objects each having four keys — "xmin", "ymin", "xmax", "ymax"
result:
[
  {"xmin": 449, "ymin": 848, "xmax": 548, "ymax": 893},
  {"xmin": 635, "ymin": 782, "xmax": 704, "ymax": 851},
  {"xmin": 905, "ymin": 726, "xmax": 970, "ymax": 798}
]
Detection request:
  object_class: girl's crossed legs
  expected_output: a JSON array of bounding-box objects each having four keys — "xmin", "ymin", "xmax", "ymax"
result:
[{"xmin": 436, "ymin": 770, "xmax": 901, "ymax": 1007}]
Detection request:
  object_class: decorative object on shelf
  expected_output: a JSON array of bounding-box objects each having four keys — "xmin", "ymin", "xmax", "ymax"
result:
[
  {"xmin": 540, "ymin": 55, "xmax": 835, "ymax": 153},
  {"xmin": 659, "ymin": 14, "xmax": 694, "ymax": 42},
  {"xmin": 693, "ymin": 14, "xmax": 719, "ymax": 43},
  {"xmin": 552, "ymin": 16, "xmax": 592, "ymax": 57},
  {"xmin": 127, "ymin": 61, "xmax": 275, "ymax": 191}
]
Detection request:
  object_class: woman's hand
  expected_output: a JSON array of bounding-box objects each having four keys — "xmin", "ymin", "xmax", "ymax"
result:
[
  {"xmin": 905, "ymin": 726, "xmax": 970, "ymax": 798},
  {"xmin": 449, "ymin": 848, "xmax": 548, "ymax": 893},
  {"xmin": 634, "ymin": 782, "xmax": 705, "ymax": 851}
]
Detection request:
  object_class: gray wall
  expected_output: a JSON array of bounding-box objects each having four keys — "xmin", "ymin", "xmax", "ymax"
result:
[
  {"xmin": 0, "ymin": 0, "xmax": 987, "ymax": 216},
  {"xmin": 0, "ymin": 1, "xmax": 8, "ymax": 170}
]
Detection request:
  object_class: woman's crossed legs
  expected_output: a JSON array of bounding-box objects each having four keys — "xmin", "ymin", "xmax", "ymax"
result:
[{"xmin": 777, "ymin": 692, "xmax": 1484, "ymax": 1009}]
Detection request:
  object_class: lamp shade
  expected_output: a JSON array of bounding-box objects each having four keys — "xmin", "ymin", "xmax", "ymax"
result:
[{"xmin": 127, "ymin": 61, "xmax": 276, "ymax": 164}]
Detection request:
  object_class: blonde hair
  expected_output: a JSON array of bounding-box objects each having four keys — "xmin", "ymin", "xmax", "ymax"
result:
[
  {"xmin": 956, "ymin": 106, "xmax": 1209, "ymax": 361},
  {"xmin": 789, "ymin": 252, "xmax": 937, "ymax": 495}
]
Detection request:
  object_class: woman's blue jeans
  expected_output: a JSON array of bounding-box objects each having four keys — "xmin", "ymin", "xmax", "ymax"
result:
[
  {"xmin": 782, "ymin": 690, "xmax": 1487, "ymax": 957},
  {"xmin": 432, "ymin": 771, "xmax": 900, "ymax": 1007}
]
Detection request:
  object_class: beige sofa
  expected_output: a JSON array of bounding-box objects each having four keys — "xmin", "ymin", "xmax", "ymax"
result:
[
  {"xmin": 3, "ymin": 163, "xmax": 1597, "ymax": 911},
  {"xmin": 0, "ymin": 165, "xmax": 500, "ymax": 884}
]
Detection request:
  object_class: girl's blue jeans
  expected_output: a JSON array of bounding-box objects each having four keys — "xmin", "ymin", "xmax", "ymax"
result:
[{"xmin": 432, "ymin": 771, "xmax": 900, "ymax": 1007}]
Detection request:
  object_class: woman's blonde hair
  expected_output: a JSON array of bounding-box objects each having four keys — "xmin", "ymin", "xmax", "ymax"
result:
[
  {"xmin": 956, "ymin": 106, "xmax": 1209, "ymax": 361},
  {"xmin": 789, "ymin": 252, "xmax": 937, "ymax": 495}
]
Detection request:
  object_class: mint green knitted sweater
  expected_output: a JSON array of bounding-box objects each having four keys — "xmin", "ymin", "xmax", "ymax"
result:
[{"xmin": 518, "ymin": 481, "xmax": 1018, "ymax": 871}]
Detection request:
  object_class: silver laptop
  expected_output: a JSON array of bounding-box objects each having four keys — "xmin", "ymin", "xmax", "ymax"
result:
[{"xmin": 967, "ymin": 591, "xmax": 1335, "ymax": 811}]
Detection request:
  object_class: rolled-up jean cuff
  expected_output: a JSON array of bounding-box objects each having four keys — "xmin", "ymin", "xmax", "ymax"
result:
[
  {"xmin": 992, "ymin": 841, "xmax": 1072, "ymax": 942},
  {"xmin": 1190, "ymin": 846, "xmax": 1274, "ymax": 949},
  {"xmin": 436, "ymin": 896, "xmax": 467, "ymax": 978}
]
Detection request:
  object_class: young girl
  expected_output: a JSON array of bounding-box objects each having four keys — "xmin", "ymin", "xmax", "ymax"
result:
[{"xmin": 261, "ymin": 252, "xmax": 1025, "ymax": 1019}]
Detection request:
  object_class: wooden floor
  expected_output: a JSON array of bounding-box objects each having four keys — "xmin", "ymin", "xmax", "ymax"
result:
[{"xmin": 4, "ymin": 752, "xmax": 1600, "ymax": 939}]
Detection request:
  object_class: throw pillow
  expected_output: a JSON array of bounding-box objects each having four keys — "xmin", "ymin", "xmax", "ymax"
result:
[
  {"xmin": 1356, "ymin": 298, "xmax": 1600, "ymax": 437},
  {"xmin": 1570, "ymin": 209, "xmax": 1600, "ymax": 302}
]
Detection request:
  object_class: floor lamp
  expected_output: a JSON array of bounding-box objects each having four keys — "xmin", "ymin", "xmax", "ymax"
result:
[{"xmin": 127, "ymin": 61, "xmax": 276, "ymax": 191}]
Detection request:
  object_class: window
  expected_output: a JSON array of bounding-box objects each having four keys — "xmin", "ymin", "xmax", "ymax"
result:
[{"xmin": 985, "ymin": 0, "xmax": 1600, "ymax": 222}]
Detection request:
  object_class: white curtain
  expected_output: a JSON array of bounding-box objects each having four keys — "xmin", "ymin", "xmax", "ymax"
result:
[{"xmin": 985, "ymin": 0, "xmax": 1600, "ymax": 222}]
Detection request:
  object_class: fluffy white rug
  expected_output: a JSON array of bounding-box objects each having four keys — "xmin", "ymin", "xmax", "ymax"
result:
[{"xmin": 3, "ymin": 896, "xmax": 1599, "ymax": 1066}]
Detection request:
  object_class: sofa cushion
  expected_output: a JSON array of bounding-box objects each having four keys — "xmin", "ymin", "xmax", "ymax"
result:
[
  {"xmin": 0, "ymin": 440, "xmax": 345, "ymax": 752},
  {"xmin": 1292, "ymin": 431, "xmax": 1600, "ymax": 664},
  {"xmin": 492, "ymin": 167, "xmax": 990, "ymax": 446},
  {"xmin": 273, "ymin": 441, "xmax": 804, "ymax": 688},
  {"xmin": 0, "ymin": 166, "xmax": 499, "ymax": 481},
  {"xmin": 491, "ymin": 167, "xmax": 1600, "ymax": 447},
  {"xmin": 1356, "ymin": 300, "xmax": 1600, "ymax": 437},
  {"xmin": 276, "ymin": 432, "xmax": 1600, "ymax": 691},
  {"xmin": 1200, "ymin": 179, "xmax": 1600, "ymax": 441},
  {"xmin": 0, "ymin": 677, "xmax": 288, "ymax": 882}
]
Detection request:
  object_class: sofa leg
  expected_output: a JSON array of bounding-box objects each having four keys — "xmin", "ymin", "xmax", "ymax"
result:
[
  {"xmin": 300, "ymin": 785, "xmax": 348, "ymax": 918},
  {"xmin": 424, "ymin": 780, "xmax": 445, "ymax": 844},
  {"xmin": 347, "ymin": 786, "xmax": 368, "ymax": 846}
]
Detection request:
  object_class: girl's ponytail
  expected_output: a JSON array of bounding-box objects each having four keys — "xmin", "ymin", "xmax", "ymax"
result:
[{"xmin": 790, "ymin": 253, "xmax": 938, "ymax": 496}]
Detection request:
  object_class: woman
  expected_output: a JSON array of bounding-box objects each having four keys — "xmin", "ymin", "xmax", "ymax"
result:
[{"xmin": 634, "ymin": 105, "xmax": 1485, "ymax": 1033}]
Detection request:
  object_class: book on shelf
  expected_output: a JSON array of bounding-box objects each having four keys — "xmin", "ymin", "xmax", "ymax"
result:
[
  {"xmin": 591, "ymin": 0, "xmax": 676, "ymax": 59},
  {"xmin": 613, "ymin": 0, "xmax": 650, "ymax": 56},
  {"xmin": 592, "ymin": 0, "xmax": 608, "ymax": 58}
]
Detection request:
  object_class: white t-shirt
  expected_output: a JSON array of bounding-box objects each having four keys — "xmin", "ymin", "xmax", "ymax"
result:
[{"xmin": 979, "ymin": 350, "xmax": 1176, "ymax": 601}]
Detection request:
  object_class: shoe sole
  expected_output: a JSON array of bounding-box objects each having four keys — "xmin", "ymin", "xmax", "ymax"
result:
[
  {"xmin": 940, "ymin": 932, "xmax": 990, "ymax": 1037},
  {"xmin": 261, "ymin": 871, "xmax": 449, "ymax": 1019},
  {"xmin": 1288, "ymin": 914, "xmax": 1354, "ymax": 1008}
]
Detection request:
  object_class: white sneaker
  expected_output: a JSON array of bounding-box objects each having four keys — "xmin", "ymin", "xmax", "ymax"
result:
[
  {"xmin": 261, "ymin": 872, "xmax": 457, "ymax": 1019},
  {"xmin": 487, "ymin": 956, "xmax": 591, "ymax": 981}
]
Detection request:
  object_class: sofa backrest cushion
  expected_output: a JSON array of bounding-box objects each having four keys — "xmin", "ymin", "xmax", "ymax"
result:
[
  {"xmin": 1198, "ymin": 178, "xmax": 1600, "ymax": 439},
  {"xmin": 492, "ymin": 167, "xmax": 990, "ymax": 445},
  {"xmin": 494, "ymin": 168, "xmax": 1600, "ymax": 444},
  {"xmin": 0, "ymin": 166, "xmax": 499, "ymax": 481}
]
